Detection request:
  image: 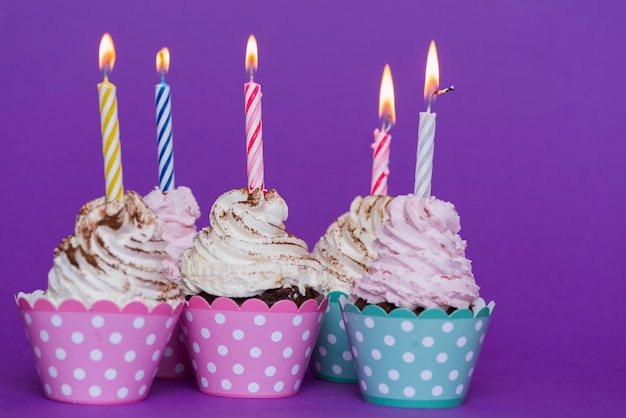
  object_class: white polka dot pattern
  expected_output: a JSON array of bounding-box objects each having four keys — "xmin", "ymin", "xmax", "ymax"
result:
[
  {"xmin": 156, "ymin": 319, "xmax": 193, "ymax": 378},
  {"xmin": 18, "ymin": 304, "xmax": 182, "ymax": 404},
  {"xmin": 309, "ymin": 298, "xmax": 357, "ymax": 382},
  {"xmin": 341, "ymin": 308, "xmax": 492, "ymax": 407},
  {"xmin": 180, "ymin": 300, "xmax": 327, "ymax": 398}
]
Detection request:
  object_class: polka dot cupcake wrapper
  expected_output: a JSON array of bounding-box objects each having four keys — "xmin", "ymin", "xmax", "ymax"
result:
[
  {"xmin": 17, "ymin": 296, "xmax": 183, "ymax": 404},
  {"xmin": 340, "ymin": 297, "xmax": 495, "ymax": 408},
  {"xmin": 181, "ymin": 296, "xmax": 328, "ymax": 398},
  {"xmin": 156, "ymin": 321, "xmax": 193, "ymax": 378},
  {"xmin": 310, "ymin": 292, "xmax": 357, "ymax": 383}
]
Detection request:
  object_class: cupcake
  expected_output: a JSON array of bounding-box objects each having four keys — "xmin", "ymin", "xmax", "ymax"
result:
[
  {"xmin": 342, "ymin": 194, "xmax": 495, "ymax": 408},
  {"xmin": 310, "ymin": 195, "xmax": 392, "ymax": 382},
  {"xmin": 178, "ymin": 188, "xmax": 328, "ymax": 398},
  {"xmin": 144, "ymin": 186, "xmax": 200, "ymax": 378},
  {"xmin": 17, "ymin": 191, "xmax": 184, "ymax": 404}
]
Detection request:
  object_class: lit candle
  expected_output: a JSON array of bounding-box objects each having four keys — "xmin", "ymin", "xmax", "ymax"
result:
[
  {"xmin": 98, "ymin": 33, "xmax": 123, "ymax": 201},
  {"xmin": 414, "ymin": 40, "xmax": 454, "ymax": 198},
  {"xmin": 371, "ymin": 64, "xmax": 396, "ymax": 196},
  {"xmin": 155, "ymin": 47, "xmax": 174, "ymax": 192},
  {"xmin": 244, "ymin": 34, "xmax": 264, "ymax": 192}
]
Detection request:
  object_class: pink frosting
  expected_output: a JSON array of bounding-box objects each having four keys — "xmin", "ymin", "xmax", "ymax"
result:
[
  {"xmin": 144, "ymin": 186, "xmax": 200, "ymax": 282},
  {"xmin": 350, "ymin": 195, "xmax": 479, "ymax": 310}
]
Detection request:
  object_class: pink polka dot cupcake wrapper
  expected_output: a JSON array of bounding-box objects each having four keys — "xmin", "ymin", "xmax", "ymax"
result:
[
  {"xmin": 340, "ymin": 297, "xmax": 495, "ymax": 408},
  {"xmin": 156, "ymin": 321, "xmax": 193, "ymax": 378},
  {"xmin": 17, "ymin": 296, "xmax": 183, "ymax": 405},
  {"xmin": 310, "ymin": 292, "xmax": 357, "ymax": 383},
  {"xmin": 181, "ymin": 296, "xmax": 329, "ymax": 398}
]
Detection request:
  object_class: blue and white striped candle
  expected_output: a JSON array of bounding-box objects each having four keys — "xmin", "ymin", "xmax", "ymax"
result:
[{"xmin": 155, "ymin": 47, "xmax": 174, "ymax": 192}]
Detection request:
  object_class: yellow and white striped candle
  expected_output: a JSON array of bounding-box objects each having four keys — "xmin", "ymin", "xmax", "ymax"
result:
[{"xmin": 98, "ymin": 33, "xmax": 123, "ymax": 201}]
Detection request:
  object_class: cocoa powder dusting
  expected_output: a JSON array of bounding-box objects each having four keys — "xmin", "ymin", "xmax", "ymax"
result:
[
  {"xmin": 79, "ymin": 247, "xmax": 101, "ymax": 270},
  {"xmin": 97, "ymin": 209, "xmax": 125, "ymax": 231},
  {"xmin": 243, "ymin": 188, "xmax": 262, "ymax": 206},
  {"xmin": 57, "ymin": 236, "xmax": 79, "ymax": 268}
]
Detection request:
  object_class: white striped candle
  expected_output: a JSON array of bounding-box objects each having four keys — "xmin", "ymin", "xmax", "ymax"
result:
[
  {"xmin": 414, "ymin": 40, "xmax": 453, "ymax": 198},
  {"xmin": 155, "ymin": 47, "xmax": 174, "ymax": 192},
  {"xmin": 414, "ymin": 112, "xmax": 436, "ymax": 197}
]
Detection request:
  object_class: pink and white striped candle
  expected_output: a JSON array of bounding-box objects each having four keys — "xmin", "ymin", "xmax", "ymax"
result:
[
  {"xmin": 371, "ymin": 64, "xmax": 395, "ymax": 196},
  {"xmin": 244, "ymin": 35, "xmax": 264, "ymax": 192}
]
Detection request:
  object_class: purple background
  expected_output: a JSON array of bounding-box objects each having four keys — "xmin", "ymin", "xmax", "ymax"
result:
[{"xmin": 2, "ymin": 0, "xmax": 625, "ymax": 416}]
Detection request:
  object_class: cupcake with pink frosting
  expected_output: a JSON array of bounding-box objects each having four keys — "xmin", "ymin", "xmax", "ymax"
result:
[
  {"xmin": 144, "ymin": 185, "xmax": 200, "ymax": 378},
  {"xmin": 341, "ymin": 194, "xmax": 495, "ymax": 408}
]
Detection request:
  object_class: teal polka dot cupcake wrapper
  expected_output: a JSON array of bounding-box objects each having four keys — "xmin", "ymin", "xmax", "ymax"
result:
[
  {"xmin": 340, "ymin": 297, "xmax": 495, "ymax": 408},
  {"xmin": 310, "ymin": 292, "xmax": 357, "ymax": 383}
]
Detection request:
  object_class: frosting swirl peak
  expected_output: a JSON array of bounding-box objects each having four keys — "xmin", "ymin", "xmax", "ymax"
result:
[
  {"xmin": 179, "ymin": 188, "xmax": 327, "ymax": 297},
  {"xmin": 313, "ymin": 195, "xmax": 392, "ymax": 293},
  {"xmin": 350, "ymin": 195, "xmax": 479, "ymax": 310},
  {"xmin": 46, "ymin": 191, "xmax": 182, "ymax": 308}
]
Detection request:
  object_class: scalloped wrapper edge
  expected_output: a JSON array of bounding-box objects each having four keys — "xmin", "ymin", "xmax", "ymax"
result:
[
  {"xmin": 16, "ymin": 291, "xmax": 184, "ymax": 316},
  {"xmin": 186, "ymin": 295, "xmax": 328, "ymax": 313},
  {"xmin": 339, "ymin": 296, "xmax": 495, "ymax": 319}
]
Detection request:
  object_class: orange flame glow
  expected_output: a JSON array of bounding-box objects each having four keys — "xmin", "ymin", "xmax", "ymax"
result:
[
  {"xmin": 245, "ymin": 35, "xmax": 258, "ymax": 72},
  {"xmin": 156, "ymin": 47, "xmax": 170, "ymax": 73},
  {"xmin": 424, "ymin": 40, "xmax": 439, "ymax": 99},
  {"xmin": 378, "ymin": 64, "xmax": 396, "ymax": 124},
  {"xmin": 98, "ymin": 33, "xmax": 116, "ymax": 72}
]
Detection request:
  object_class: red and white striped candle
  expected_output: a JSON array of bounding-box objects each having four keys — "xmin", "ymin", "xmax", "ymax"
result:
[
  {"xmin": 371, "ymin": 64, "xmax": 395, "ymax": 196},
  {"xmin": 244, "ymin": 35, "xmax": 264, "ymax": 192}
]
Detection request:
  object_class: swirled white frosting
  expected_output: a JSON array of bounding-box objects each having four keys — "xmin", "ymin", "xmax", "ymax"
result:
[
  {"xmin": 44, "ymin": 191, "xmax": 182, "ymax": 308},
  {"xmin": 350, "ymin": 195, "xmax": 479, "ymax": 310},
  {"xmin": 313, "ymin": 195, "xmax": 393, "ymax": 293},
  {"xmin": 179, "ymin": 188, "xmax": 327, "ymax": 298}
]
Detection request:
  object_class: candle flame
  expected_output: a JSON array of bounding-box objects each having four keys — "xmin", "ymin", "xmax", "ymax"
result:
[
  {"xmin": 99, "ymin": 33, "xmax": 116, "ymax": 72},
  {"xmin": 156, "ymin": 47, "xmax": 170, "ymax": 73},
  {"xmin": 378, "ymin": 64, "xmax": 396, "ymax": 124},
  {"xmin": 245, "ymin": 35, "xmax": 258, "ymax": 72},
  {"xmin": 424, "ymin": 40, "xmax": 439, "ymax": 99}
]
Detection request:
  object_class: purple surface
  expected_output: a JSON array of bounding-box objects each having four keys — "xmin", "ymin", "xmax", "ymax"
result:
[{"xmin": 2, "ymin": 0, "xmax": 626, "ymax": 415}]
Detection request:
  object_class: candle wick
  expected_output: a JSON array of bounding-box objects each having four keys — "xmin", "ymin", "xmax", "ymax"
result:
[
  {"xmin": 160, "ymin": 70, "xmax": 165, "ymax": 83},
  {"xmin": 103, "ymin": 66, "xmax": 109, "ymax": 82},
  {"xmin": 381, "ymin": 115, "xmax": 393, "ymax": 133},
  {"xmin": 426, "ymin": 93, "xmax": 434, "ymax": 113},
  {"xmin": 426, "ymin": 85, "xmax": 455, "ymax": 112},
  {"xmin": 249, "ymin": 68, "xmax": 255, "ymax": 82}
]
